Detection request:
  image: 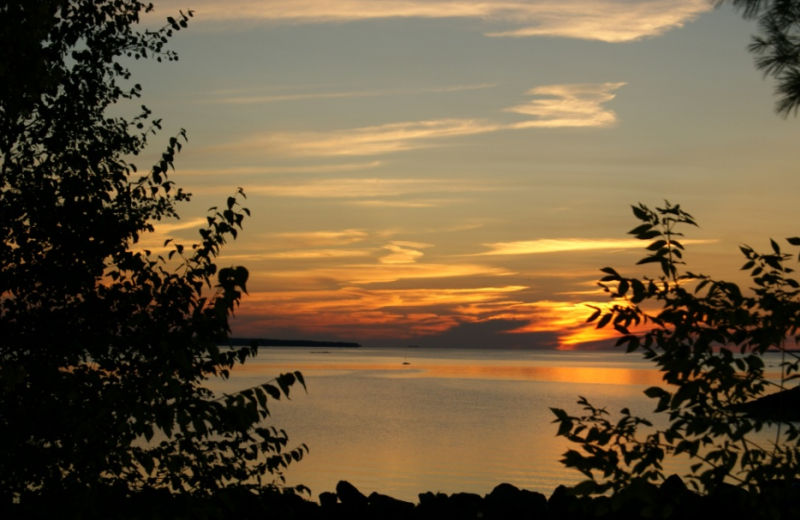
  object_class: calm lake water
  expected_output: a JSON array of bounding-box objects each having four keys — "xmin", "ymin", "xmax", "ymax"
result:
[{"xmin": 212, "ymin": 347, "xmax": 786, "ymax": 502}]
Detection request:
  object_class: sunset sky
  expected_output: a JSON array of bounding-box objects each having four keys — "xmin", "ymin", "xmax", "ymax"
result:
[{"xmin": 133, "ymin": 0, "xmax": 800, "ymax": 349}]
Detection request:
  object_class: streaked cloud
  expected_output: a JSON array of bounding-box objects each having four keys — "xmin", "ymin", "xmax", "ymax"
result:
[
  {"xmin": 235, "ymin": 285, "xmax": 529, "ymax": 338},
  {"xmin": 233, "ymin": 285, "xmax": 620, "ymax": 348},
  {"xmin": 148, "ymin": 218, "xmax": 208, "ymax": 235},
  {"xmin": 508, "ymin": 83, "xmax": 626, "ymax": 128},
  {"xmin": 131, "ymin": 218, "xmax": 208, "ymax": 252},
  {"xmin": 269, "ymin": 229, "xmax": 368, "ymax": 247},
  {"xmin": 252, "ymin": 285, "xmax": 528, "ymax": 311},
  {"xmin": 221, "ymin": 83, "xmax": 624, "ymax": 157},
  {"xmin": 230, "ymin": 119, "xmax": 502, "ymax": 157},
  {"xmin": 477, "ymin": 238, "xmax": 718, "ymax": 256},
  {"xmin": 392, "ymin": 241, "xmax": 433, "ymax": 249},
  {"xmin": 246, "ymin": 178, "xmax": 492, "ymax": 198},
  {"xmin": 212, "ymin": 83, "xmax": 498, "ymax": 105},
  {"xmin": 379, "ymin": 243, "xmax": 426, "ymax": 264},
  {"xmin": 262, "ymin": 262, "xmax": 513, "ymax": 285},
  {"xmin": 346, "ymin": 199, "xmax": 455, "ymax": 208},
  {"xmin": 258, "ymin": 249, "xmax": 373, "ymax": 259},
  {"xmin": 484, "ymin": 1, "xmax": 711, "ymax": 41},
  {"xmin": 173, "ymin": 161, "xmax": 381, "ymax": 176},
  {"xmin": 168, "ymin": 0, "xmax": 712, "ymax": 43}
]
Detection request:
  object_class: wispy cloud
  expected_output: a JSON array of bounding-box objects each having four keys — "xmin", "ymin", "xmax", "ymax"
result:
[
  {"xmin": 379, "ymin": 243, "xmax": 430, "ymax": 264},
  {"xmin": 258, "ymin": 249, "xmax": 373, "ymax": 259},
  {"xmin": 484, "ymin": 1, "xmax": 711, "ymax": 41},
  {"xmin": 221, "ymin": 83, "xmax": 624, "ymax": 157},
  {"xmin": 235, "ymin": 285, "xmax": 529, "ymax": 338},
  {"xmin": 508, "ymin": 83, "xmax": 626, "ymax": 128},
  {"xmin": 347, "ymin": 199, "xmax": 456, "ymax": 208},
  {"xmin": 234, "ymin": 286, "xmax": 622, "ymax": 348},
  {"xmin": 132, "ymin": 218, "xmax": 208, "ymax": 252},
  {"xmin": 173, "ymin": 161, "xmax": 381, "ymax": 176},
  {"xmin": 246, "ymin": 178, "xmax": 493, "ymax": 198},
  {"xmin": 252, "ymin": 285, "xmax": 528, "ymax": 311},
  {"xmin": 230, "ymin": 119, "xmax": 501, "ymax": 157},
  {"xmin": 212, "ymin": 83, "xmax": 498, "ymax": 105},
  {"xmin": 262, "ymin": 262, "xmax": 513, "ymax": 285},
  {"xmin": 477, "ymin": 238, "xmax": 718, "ymax": 256},
  {"xmin": 166, "ymin": 0, "xmax": 711, "ymax": 43},
  {"xmin": 269, "ymin": 229, "xmax": 368, "ymax": 247}
]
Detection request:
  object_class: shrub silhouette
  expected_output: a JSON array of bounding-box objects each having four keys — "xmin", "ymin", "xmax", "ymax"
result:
[
  {"xmin": 553, "ymin": 202, "xmax": 800, "ymax": 517},
  {"xmin": 0, "ymin": 1, "xmax": 306, "ymax": 512}
]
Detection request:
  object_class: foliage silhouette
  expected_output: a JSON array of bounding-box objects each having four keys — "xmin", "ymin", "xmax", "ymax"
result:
[
  {"xmin": 727, "ymin": 0, "xmax": 800, "ymax": 116},
  {"xmin": 0, "ymin": 0, "xmax": 306, "ymax": 512},
  {"xmin": 552, "ymin": 202, "xmax": 800, "ymax": 518}
]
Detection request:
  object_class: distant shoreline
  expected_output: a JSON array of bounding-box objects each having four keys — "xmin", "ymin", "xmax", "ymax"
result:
[{"xmin": 228, "ymin": 338, "xmax": 361, "ymax": 348}]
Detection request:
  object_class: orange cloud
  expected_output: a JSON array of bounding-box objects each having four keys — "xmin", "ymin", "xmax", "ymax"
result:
[
  {"xmin": 232, "ymin": 277, "xmax": 627, "ymax": 349},
  {"xmin": 379, "ymin": 243, "xmax": 431, "ymax": 265},
  {"xmin": 259, "ymin": 262, "xmax": 514, "ymax": 285},
  {"xmin": 236, "ymin": 286, "xmax": 529, "ymax": 338},
  {"xmin": 130, "ymin": 218, "xmax": 208, "ymax": 254},
  {"xmin": 268, "ymin": 229, "xmax": 369, "ymax": 247},
  {"xmin": 256, "ymin": 249, "xmax": 373, "ymax": 259}
]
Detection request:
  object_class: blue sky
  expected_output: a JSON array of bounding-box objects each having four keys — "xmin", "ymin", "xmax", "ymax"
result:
[{"xmin": 132, "ymin": 0, "xmax": 800, "ymax": 348}]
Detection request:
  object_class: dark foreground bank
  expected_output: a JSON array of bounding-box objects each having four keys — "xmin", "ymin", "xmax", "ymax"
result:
[{"xmin": 7, "ymin": 476, "xmax": 800, "ymax": 520}]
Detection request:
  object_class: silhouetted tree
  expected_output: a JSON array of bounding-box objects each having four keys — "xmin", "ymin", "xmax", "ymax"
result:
[
  {"xmin": 727, "ymin": 0, "xmax": 800, "ymax": 115},
  {"xmin": 0, "ymin": 1, "xmax": 305, "ymax": 513}
]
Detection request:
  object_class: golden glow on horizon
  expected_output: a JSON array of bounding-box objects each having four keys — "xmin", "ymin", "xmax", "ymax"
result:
[
  {"xmin": 237, "ymin": 286, "xmax": 527, "ymax": 338},
  {"xmin": 233, "ymin": 286, "xmax": 618, "ymax": 348},
  {"xmin": 165, "ymin": 0, "xmax": 712, "ymax": 43},
  {"xmin": 136, "ymin": 215, "xmax": 685, "ymax": 350},
  {"xmin": 496, "ymin": 300, "xmax": 628, "ymax": 349}
]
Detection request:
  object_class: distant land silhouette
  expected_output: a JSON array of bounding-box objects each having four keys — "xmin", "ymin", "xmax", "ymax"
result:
[{"xmin": 229, "ymin": 338, "xmax": 361, "ymax": 348}]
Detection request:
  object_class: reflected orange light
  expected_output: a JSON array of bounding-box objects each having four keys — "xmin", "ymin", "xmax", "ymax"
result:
[{"xmin": 236, "ymin": 359, "xmax": 662, "ymax": 386}]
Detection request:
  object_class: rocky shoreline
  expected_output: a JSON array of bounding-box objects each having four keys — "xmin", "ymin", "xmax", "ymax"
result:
[
  {"xmin": 285, "ymin": 477, "xmax": 798, "ymax": 520},
  {"xmin": 8, "ymin": 475, "xmax": 800, "ymax": 519}
]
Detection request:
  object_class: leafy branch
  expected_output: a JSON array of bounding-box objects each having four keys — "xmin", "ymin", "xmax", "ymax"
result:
[{"xmin": 553, "ymin": 202, "xmax": 800, "ymax": 511}]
